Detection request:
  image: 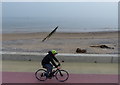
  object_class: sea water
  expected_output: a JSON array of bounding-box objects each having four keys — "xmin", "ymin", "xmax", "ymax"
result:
[{"xmin": 2, "ymin": 17, "xmax": 118, "ymax": 34}]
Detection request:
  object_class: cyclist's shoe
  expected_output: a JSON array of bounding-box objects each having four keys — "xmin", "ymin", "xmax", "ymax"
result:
[
  {"xmin": 47, "ymin": 74, "xmax": 52, "ymax": 79},
  {"xmin": 47, "ymin": 76, "xmax": 52, "ymax": 79},
  {"xmin": 43, "ymin": 73, "xmax": 51, "ymax": 79}
]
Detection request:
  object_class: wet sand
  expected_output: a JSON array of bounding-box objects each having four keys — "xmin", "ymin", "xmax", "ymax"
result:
[{"xmin": 2, "ymin": 31, "xmax": 118, "ymax": 54}]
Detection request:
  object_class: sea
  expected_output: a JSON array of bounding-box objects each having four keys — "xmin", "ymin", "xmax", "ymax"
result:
[{"xmin": 2, "ymin": 17, "xmax": 118, "ymax": 34}]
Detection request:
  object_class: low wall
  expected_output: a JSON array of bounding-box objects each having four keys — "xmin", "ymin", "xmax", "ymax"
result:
[{"xmin": 2, "ymin": 52, "xmax": 118, "ymax": 63}]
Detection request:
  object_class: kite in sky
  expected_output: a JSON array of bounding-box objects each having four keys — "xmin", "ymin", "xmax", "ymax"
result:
[{"xmin": 42, "ymin": 26, "xmax": 59, "ymax": 42}]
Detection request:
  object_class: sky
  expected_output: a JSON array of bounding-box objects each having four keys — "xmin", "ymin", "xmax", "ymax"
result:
[
  {"xmin": 1, "ymin": 2, "xmax": 118, "ymax": 32},
  {"xmin": 2, "ymin": 2, "xmax": 118, "ymax": 19}
]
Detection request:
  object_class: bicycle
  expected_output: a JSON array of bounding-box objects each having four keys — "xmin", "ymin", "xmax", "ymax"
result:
[{"xmin": 35, "ymin": 65, "xmax": 69, "ymax": 82}]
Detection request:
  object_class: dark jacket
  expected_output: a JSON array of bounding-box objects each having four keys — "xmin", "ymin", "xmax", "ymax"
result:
[{"xmin": 42, "ymin": 51, "xmax": 59, "ymax": 68}]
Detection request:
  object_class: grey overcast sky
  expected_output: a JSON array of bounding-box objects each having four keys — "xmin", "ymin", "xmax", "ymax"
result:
[
  {"xmin": 2, "ymin": 2, "xmax": 118, "ymax": 30},
  {"xmin": 3, "ymin": 2, "xmax": 118, "ymax": 18}
]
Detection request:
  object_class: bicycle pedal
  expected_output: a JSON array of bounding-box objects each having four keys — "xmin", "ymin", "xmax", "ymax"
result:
[
  {"xmin": 41, "ymin": 73, "xmax": 44, "ymax": 77},
  {"xmin": 41, "ymin": 73, "xmax": 46, "ymax": 77}
]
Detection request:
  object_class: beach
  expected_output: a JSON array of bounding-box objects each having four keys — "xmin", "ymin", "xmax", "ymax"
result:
[{"xmin": 2, "ymin": 31, "xmax": 118, "ymax": 54}]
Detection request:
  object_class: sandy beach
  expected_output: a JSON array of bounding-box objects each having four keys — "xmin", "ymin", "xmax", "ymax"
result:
[{"xmin": 2, "ymin": 31, "xmax": 118, "ymax": 54}]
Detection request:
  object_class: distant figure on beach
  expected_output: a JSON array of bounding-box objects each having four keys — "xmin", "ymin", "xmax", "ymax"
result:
[{"xmin": 41, "ymin": 50, "xmax": 61, "ymax": 78}]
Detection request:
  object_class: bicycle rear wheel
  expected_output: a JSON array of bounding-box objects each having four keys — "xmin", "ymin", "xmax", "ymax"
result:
[
  {"xmin": 35, "ymin": 69, "xmax": 47, "ymax": 81},
  {"xmin": 55, "ymin": 70, "xmax": 69, "ymax": 82}
]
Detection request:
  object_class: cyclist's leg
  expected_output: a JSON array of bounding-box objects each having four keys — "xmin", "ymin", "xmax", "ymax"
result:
[
  {"xmin": 44, "ymin": 64, "xmax": 53, "ymax": 77},
  {"xmin": 48, "ymin": 64, "xmax": 53, "ymax": 77}
]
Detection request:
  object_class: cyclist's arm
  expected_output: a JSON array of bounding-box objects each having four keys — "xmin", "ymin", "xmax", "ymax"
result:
[
  {"xmin": 53, "ymin": 56, "xmax": 61, "ymax": 66},
  {"xmin": 53, "ymin": 56, "xmax": 59, "ymax": 62},
  {"xmin": 50, "ymin": 59, "xmax": 58, "ymax": 68}
]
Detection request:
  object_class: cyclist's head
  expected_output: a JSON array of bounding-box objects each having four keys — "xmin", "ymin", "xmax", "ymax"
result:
[{"xmin": 51, "ymin": 50, "xmax": 58, "ymax": 55}]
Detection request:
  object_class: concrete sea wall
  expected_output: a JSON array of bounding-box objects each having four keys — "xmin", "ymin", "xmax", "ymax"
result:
[{"xmin": 2, "ymin": 52, "xmax": 118, "ymax": 63}]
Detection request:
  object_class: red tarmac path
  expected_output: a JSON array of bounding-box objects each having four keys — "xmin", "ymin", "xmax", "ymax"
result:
[{"xmin": 2, "ymin": 72, "xmax": 118, "ymax": 83}]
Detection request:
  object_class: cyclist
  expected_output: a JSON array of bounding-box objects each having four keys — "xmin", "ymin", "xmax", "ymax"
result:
[{"xmin": 41, "ymin": 50, "xmax": 60, "ymax": 78}]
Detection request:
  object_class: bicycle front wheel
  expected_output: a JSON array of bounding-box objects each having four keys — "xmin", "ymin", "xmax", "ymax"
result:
[
  {"xmin": 35, "ymin": 69, "xmax": 47, "ymax": 81},
  {"xmin": 55, "ymin": 70, "xmax": 69, "ymax": 82}
]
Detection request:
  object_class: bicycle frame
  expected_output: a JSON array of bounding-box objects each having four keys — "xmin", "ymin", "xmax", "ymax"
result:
[{"xmin": 51, "ymin": 68, "xmax": 60, "ymax": 77}]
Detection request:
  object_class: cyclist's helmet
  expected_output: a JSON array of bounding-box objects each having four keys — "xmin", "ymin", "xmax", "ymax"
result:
[{"xmin": 51, "ymin": 50, "xmax": 58, "ymax": 55}]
